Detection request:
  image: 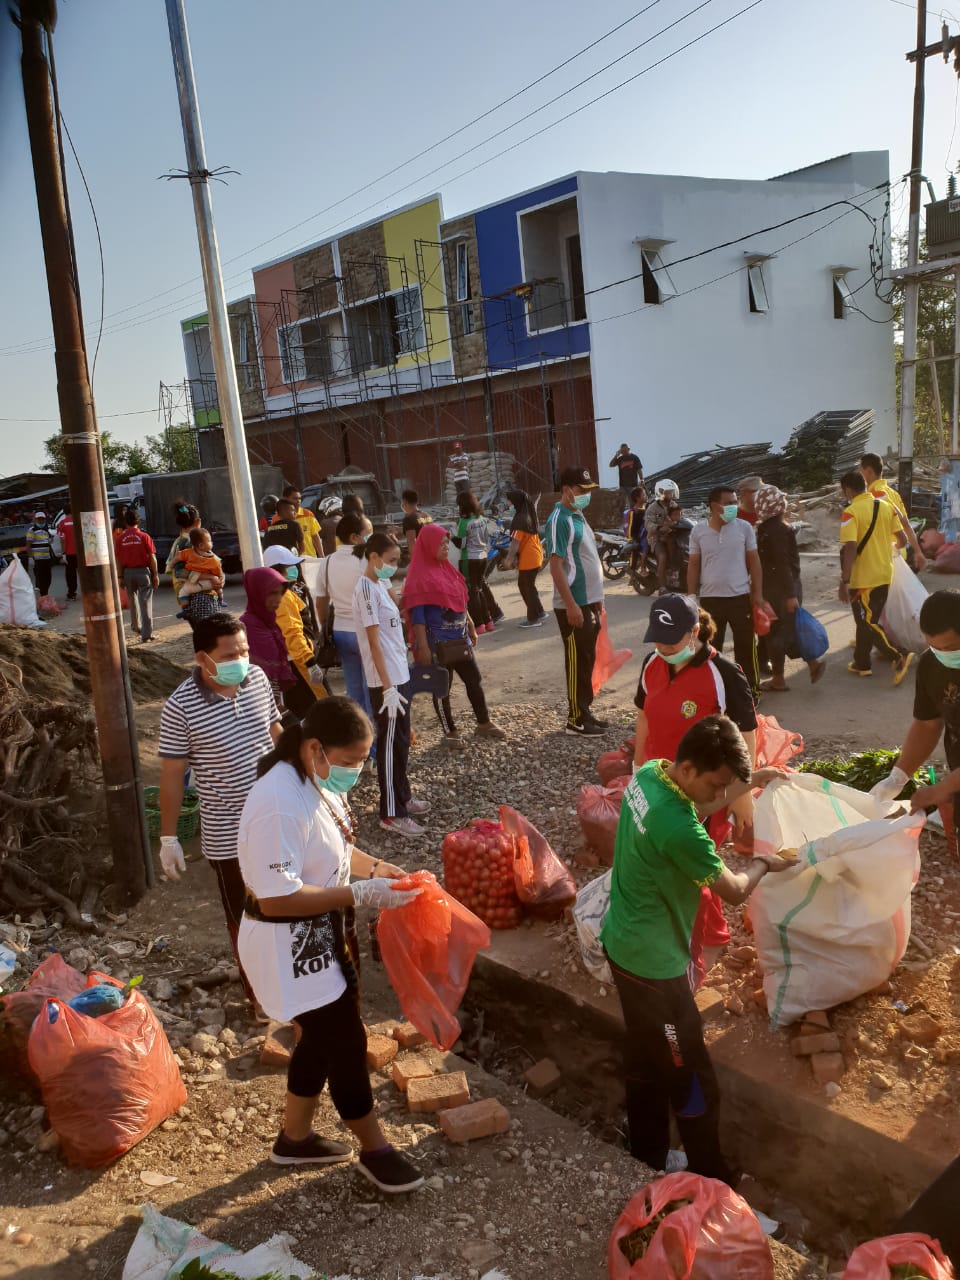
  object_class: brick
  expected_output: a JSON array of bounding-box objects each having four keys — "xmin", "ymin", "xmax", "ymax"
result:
[
  {"xmin": 695, "ymin": 988, "xmax": 725, "ymax": 1023},
  {"xmin": 438, "ymin": 1097, "xmax": 510, "ymax": 1144},
  {"xmin": 752, "ymin": 987, "xmax": 768, "ymax": 1013},
  {"xmin": 392, "ymin": 1022, "xmax": 427, "ymax": 1049},
  {"xmin": 407, "ymin": 1071, "xmax": 470, "ymax": 1114},
  {"xmin": 799, "ymin": 1011, "xmax": 831, "ymax": 1034},
  {"xmin": 260, "ymin": 1021, "xmax": 300, "ymax": 1069},
  {"xmin": 366, "ymin": 1034, "xmax": 399, "ymax": 1070},
  {"xmin": 810, "ymin": 1052, "xmax": 846, "ymax": 1086},
  {"xmin": 901, "ymin": 1012, "xmax": 943, "ymax": 1045},
  {"xmin": 523, "ymin": 1058, "xmax": 562, "ymax": 1098},
  {"xmin": 390, "ymin": 1057, "xmax": 434, "ymax": 1092},
  {"xmin": 792, "ymin": 1032, "xmax": 842, "ymax": 1057}
]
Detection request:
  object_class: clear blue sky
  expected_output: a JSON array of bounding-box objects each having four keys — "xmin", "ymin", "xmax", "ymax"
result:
[{"xmin": 0, "ymin": 0, "xmax": 955, "ymax": 475}]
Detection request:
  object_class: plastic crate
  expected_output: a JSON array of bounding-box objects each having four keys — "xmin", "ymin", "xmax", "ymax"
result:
[{"xmin": 143, "ymin": 786, "xmax": 200, "ymax": 841}]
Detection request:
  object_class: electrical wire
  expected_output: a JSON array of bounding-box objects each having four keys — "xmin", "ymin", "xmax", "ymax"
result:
[{"xmin": 0, "ymin": 409, "xmax": 158, "ymax": 422}]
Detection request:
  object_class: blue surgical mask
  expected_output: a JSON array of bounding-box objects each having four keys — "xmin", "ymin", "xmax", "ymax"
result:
[
  {"xmin": 930, "ymin": 645, "xmax": 960, "ymax": 669},
  {"xmin": 209, "ymin": 656, "xmax": 249, "ymax": 686},
  {"xmin": 284, "ymin": 566, "xmax": 299, "ymax": 581},
  {"xmin": 375, "ymin": 563, "xmax": 398, "ymax": 580},
  {"xmin": 720, "ymin": 504, "xmax": 739, "ymax": 524},
  {"xmin": 660, "ymin": 643, "xmax": 695, "ymax": 666},
  {"xmin": 573, "ymin": 493, "xmax": 592, "ymax": 510},
  {"xmin": 315, "ymin": 747, "xmax": 363, "ymax": 795}
]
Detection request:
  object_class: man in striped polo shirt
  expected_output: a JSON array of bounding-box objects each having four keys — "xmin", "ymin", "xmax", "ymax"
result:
[
  {"xmin": 545, "ymin": 466, "xmax": 606, "ymax": 737},
  {"xmin": 158, "ymin": 613, "xmax": 282, "ymax": 1004}
]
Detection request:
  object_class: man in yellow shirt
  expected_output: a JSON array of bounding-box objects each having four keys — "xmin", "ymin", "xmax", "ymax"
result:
[
  {"xmin": 860, "ymin": 452, "xmax": 927, "ymax": 571},
  {"xmin": 839, "ymin": 470, "xmax": 913, "ymax": 685},
  {"xmin": 274, "ymin": 484, "xmax": 323, "ymax": 558}
]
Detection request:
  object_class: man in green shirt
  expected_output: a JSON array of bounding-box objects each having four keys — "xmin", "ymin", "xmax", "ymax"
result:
[{"xmin": 601, "ymin": 714, "xmax": 791, "ymax": 1183}]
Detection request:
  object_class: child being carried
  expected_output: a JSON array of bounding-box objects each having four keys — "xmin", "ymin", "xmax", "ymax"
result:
[{"xmin": 175, "ymin": 527, "xmax": 224, "ymax": 603}]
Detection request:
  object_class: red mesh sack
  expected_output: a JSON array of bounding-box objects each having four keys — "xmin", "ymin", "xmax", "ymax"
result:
[
  {"xmin": 609, "ymin": 1172, "xmax": 774, "ymax": 1280},
  {"xmin": 754, "ymin": 714, "xmax": 803, "ymax": 770},
  {"xmin": 442, "ymin": 820, "xmax": 523, "ymax": 929},
  {"xmin": 0, "ymin": 953, "xmax": 86, "ymax": 1083},
  {"xmin": 577, "ymin": 776, "xmax": 629, "ymax": 866},
  {"xmin": 27, "ymin": 979, "xmax": 186, "ymax": 1167},
  {"xmin": 598, "ymin": 741, "xmax": 634, "ymax": 785},
  {"xmin": 376, "ymin": 870, "xmax": 491, "ymax": 1050},
  {"xmin": 593, "ymin": 610, "xmax": 633, "ymax": 695},
  {"xmin": 500, "ymin": 805, "xmax": 576, "ymax": 918},
  {"xmin": 841, "ymin": 1232, "xmax": 954, "ymax": 1279}
]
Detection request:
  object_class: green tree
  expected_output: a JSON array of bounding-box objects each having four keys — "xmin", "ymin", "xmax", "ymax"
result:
[
  {"xmin": 892, "ymin": 236, "xmax": 956, "ymax": 458},
  {"xmin": 143, "ymin": 424, "xmax": 199, "ymax": 473},
  {"xmin": 41, "ymin": 423, "xmax": 199, "ymax": 481},
  {"xmin": 41, "ymin": 429, "xmax": 134, "ymax": 479}
]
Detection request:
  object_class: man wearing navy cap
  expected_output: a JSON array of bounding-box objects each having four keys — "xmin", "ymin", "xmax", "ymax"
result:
[{"xmin": 544, "ymin": 466, "xmax": 606, "ymax": 736}]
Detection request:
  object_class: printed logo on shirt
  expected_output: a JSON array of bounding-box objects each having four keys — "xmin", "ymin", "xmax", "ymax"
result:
[
  {"xmin": 624, "ymin": 784, "xmax": 649, "ymax": 834},
  {"xmin": 289, "ymin": 917, "xmax": 335, "ymax": 979},
  {"xmin": 681, "ymin": 700, "xmax": 698, "ymax": 719}
]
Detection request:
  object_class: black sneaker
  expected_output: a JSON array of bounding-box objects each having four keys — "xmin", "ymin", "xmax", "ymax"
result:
[
  {"xmin": 357, "ymin": 1146, "xmax": 424, "ymax": 1194},
  {"xmin": 585, "ymin": 714, "xmax": 609, "ymax": 729},
  {"xmin": 270, "ymin": 1131, "xmax": 353, "ymax": 1166},
  {"xmin": 565, "ymin": 719, "xmax": 604, "ymax": 736}
]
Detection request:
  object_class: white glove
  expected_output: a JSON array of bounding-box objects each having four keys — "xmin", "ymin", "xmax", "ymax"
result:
[
  {"xmin": 159, "ymin": 836, "xmax": 186, "ymax": 881},
  {"xmin": 379, "ymin": 686, "xmax": 408, "ymax": 719},
  {"xmin": 308, "ymin": 665, "xmax": 326, "ymax": 687},
  {"xmin": 870, "ymin": 766, "xmax": 910, "ymax": 804},
  {"xmin": 350, "ymin": 878, "xmax": 422, "ymax": 910}
]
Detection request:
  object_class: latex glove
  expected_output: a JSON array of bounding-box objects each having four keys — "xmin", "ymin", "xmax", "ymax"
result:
[
  {"xmin": 308, "ymin": 664, "xmax": 326, "ymax": 687},
  {"xmin": 870, "ymin": 766, "xmax": 910, "ymax": 804},
  {"xmin": 379, "ymin": 686, "xmax": 408, "ymax": 719},
  {"xmin": 350, "ymin": 878, "xmax": 422, "ymax": 910},
  {"xmin": 159, "ymin": 836, "xmax": 186, "ymax": 881}
]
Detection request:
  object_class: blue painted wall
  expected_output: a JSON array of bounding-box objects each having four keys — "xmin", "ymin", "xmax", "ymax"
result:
[{"xmin": 475, "ymin": 176, "xmax": 590, "ymax": 370}]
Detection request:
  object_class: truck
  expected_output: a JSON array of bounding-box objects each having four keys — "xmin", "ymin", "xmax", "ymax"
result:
[
  {"xmin": 141, "ymin": 464, "xmax": 285, "ymax": 574},
  {"xmin": 300, "ymin": 466, "xmax": 397, "ymax": 530}
]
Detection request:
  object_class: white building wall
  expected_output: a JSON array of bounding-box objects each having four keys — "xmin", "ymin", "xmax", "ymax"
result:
[{"xmin": 576, "ymin": 153, "xmax": 895, "ymax": 482}]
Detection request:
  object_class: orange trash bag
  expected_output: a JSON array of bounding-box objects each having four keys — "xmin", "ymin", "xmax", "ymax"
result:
[
  {"xmin": 376, "ymin": 871, "xmax": 491, "ymax": 1051},
  {"xmin": 576, "ymin": 776, "xmax": 629, "ymax": 866},
  {"xmin": 609, "ymin": 1172, "xmax": 774, "ymax": 1280},
  {"xmin": 0, "ymin": 953, "xmax": 87, "ymax": 1082},
  {"xmin": 27, "ymin": 977, "xmax": 186, "ymax": 1167},
  {"xmin": 842, "ymin": 1232, "xmax": 954, "ymax": 1279},
  {"xmin": 754, "ymin": 714, "xmax": 803, "ymax": 770},
  {"xmin": 593, "ymin": 610, "xmax": 633, "ymax": 695},
  {"xmin": 500, "ymin": 805, "xmax": 576, "ymax": 919},
  {"xmin": 598, "ymin": 740, "xmax": 635, "ymax": 785}
]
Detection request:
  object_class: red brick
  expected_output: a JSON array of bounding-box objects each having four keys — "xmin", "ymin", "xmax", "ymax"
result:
[
  {"xmin": 438, "ymin": 1098, "xmax": 510, "ymax": 1144},
  {"xmin": 752, "ymin": 987, "xmax": 768, "ymax": 1013},
  {"xmin": 392, "ymin": 1022, "xmax": 427, "ymax": 1049},
  {"xmin": 523, "ymin": 1058, "xmax": 562, "ymax": 1098},
  {"xmin": 810, "ymin": 1052, "xmax": 846, "ymax": 1085},
  {"xmin": 260, "ymin": 1021, "xmax": 300, "ymax": 1068},
  {"xmin": 390, "ymin": 1057, "xmax": 434, "ymax": 1092},
  {"xmin": 799, "ymin": 1011, "xmax": 831, "ymax": 1034},
  {"xmin": 695, "ymin": 988, "xmax": 725, "ymax": 1023},
  {"xmin": 366, "ymin": 1034, "xmax": 399, "ymax": 1070},
  {"xmin": 407, "ymin": 1071, "xmax": 470, "ymax": 1114},
  {"xmin": 791, "ymin": 1032, "xmax": 842, "ymax": 1057}
]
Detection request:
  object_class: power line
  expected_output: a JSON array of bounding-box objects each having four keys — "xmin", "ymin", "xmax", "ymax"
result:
[{"xmin": 0, "ymin": 408, "xmax": 157, "ymax": 422}]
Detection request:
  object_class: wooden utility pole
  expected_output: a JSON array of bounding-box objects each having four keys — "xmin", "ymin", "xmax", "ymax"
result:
[{"xmin": 16, "ymin": 0, "xmax": 151, "ymax": 902}]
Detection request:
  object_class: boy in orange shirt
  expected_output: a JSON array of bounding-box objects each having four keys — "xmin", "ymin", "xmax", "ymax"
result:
[{"xmin": 175, "ymin": 527, "xmax": 224, "ymax": 606}]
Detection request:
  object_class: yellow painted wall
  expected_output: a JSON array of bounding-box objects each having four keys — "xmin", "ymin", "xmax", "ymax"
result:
[{"xmin": 382, "ymin": 198, "xmax": 451, "ymax": 368}]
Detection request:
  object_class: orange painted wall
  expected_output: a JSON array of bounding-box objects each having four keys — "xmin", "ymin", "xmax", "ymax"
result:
[{"xmin": 252, "ymin": 259, "xmax": 296, "ymax": 398}]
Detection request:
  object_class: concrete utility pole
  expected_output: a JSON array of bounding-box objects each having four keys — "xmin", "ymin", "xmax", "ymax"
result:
[
  {"xmin": 16, "ymin": 0, "xmax": 151, "ymax": 902},
  {"xmin": 164, "ymin": 0, "xmax": 262, "ymax": 570}
]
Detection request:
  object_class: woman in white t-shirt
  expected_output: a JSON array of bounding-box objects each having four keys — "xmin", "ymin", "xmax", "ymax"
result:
[
  {"xmin": 352, "ymin": 533, "xmax": 430, "ymax": 839},
  {"xmin": 316, "ymin": 513, "xmax": 374, "ymax": 725},
  {"xmin": 237, "ymin": 696, "xmax": 425, "ymax": 1194}
]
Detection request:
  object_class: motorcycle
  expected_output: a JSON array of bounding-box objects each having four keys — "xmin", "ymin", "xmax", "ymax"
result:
[
  {"xmin": 596, "ymin": 530, "xmax": 632, "ymax": 580},
  {"xmin": 484, "ymin": 518, "xmax": 515, "ymax": 580},
  {"xmin": 597, "ymin": 520, "xmax": 691, "ymax": 594}
]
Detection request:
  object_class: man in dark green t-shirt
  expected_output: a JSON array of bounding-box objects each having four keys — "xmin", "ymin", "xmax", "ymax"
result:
[{"xmin": 601, "ymin": 714, "xmax": 791, "ymax": 1183}]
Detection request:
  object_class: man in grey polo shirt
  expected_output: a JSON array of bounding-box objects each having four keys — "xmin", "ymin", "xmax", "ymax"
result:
[{"xmin": 688, "ymin": 485, "xmax": 766, "ymax": 698}]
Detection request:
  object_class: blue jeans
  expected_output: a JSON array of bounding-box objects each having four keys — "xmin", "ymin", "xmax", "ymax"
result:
[{"xmin": 333, "ymin": 630, "xmax": 376, "ymax": 755}]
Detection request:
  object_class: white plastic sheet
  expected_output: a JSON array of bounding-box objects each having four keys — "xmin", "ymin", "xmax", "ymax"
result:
[
  {"xmin": 122, "ymin": 1204, "xmax": 319, "ymax": 1279},
  {"xmin": 880, "ymin": 554, "xmax": 928, "ymax": 653},
  {"xmin": 751, "ymin": 774, "xmax": 923, "ymax": 1028},
  {"xmin": 572, "ymin": 869, "xmax": 613, "ymax": 983},
  {"xmin": 299, "ymin": 554, "xmax": 324, "ymax": 600},
  {"xmin": 0, "ymin": 557, "xmax": 44, "ymax": 628}
]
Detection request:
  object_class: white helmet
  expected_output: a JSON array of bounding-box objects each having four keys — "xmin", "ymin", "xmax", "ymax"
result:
[
  {"xmin": 655, "ymin": 479, "xmax": 679, "ymax": 502},
  {"xmin": 318, "ymin": 496, "xmax": 342, "ymax": 517}
]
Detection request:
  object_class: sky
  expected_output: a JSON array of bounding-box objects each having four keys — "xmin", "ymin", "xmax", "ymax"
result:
[{"xmin": 0, "ymin": 0, "xmax": 957, "ymax": 477}]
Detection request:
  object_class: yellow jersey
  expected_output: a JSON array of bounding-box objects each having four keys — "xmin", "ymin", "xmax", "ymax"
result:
[{"xmin": 840, "ymin": 491, "xmax": 899, "ymax": 589}]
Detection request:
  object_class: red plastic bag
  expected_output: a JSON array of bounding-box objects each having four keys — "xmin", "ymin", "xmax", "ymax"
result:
[
  {"xmin": 921, "ymin": 528, "xmax": 946, "ymax": 557},
  {"xmin": 598, "ymin": 740, "xmax": 635, "ymax": 785},
  {"xmin": 754, "ymin": 714, "xmax": 803, "ymax": 770},
  {"xmin": 0, "ymin": 953, "xmax": 86, "ymax": 1082},
  {"xmin": 609, "ymin": 1172, "xmax": 774, "ymax": 1280},
  {"xmin": 500, "ymin": 805, "xmax": 576, "ymax": 918},
  {"xmin": 841, "ymin": 1232, "xmax": 954, "ymax": 1279},
  {"xmin": 593, "ymin": 610, "xmax": 633, "ymax": 695},
  {"xmin": 119, "ymin": 585, "xmax": 130, "ymax": 609},
  {"xmin": 27, "ymin": 979, "xmax": 186, "ymax": 1166},
  {"xmin": 932, "ymin": 541, "xmax": 960, "ymax": 573},
  {"xmin": 752, "ymin": 603, "xmax": 776, "ymax": 636},
  {"xmin": 377, "ymin": 870, "xmax": 491, "ymax": 1051},
  {"xmin": 442, "ymin": 820, "xmax": 524, "ymax": 929},
  {"xmin": 37, "ymin": 594, "xmax": 62, "ymax": 617},
  {"xmin": 576, "ymin": 776, "xmax": 629, "ymax": 866}
]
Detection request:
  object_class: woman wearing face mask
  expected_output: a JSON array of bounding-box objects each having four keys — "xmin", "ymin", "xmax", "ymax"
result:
[
  {"xmin": 263, "ymin": 545, "xmax": 327, "ymax": 715},
  {"xmin": 633, "ymin": 593, "xmax": 758, "ymax": 982},
  {"xmin": 316, "ymin": 514, "xmax": 375, "ymax": 729},
  {"xmin": 452, "ymin": 491, "xmax": 502, "ymax": 633},
  {"xmin": 236, "ymin": 696, "xmax": 426, "ymax": 1193},
  {"xmin": 352, "ymin": 534, "xmax": 430, "ymax": 838},
  {"xmin": 240, "ymin": 567, "xmax": 296, "ymax": 707}
]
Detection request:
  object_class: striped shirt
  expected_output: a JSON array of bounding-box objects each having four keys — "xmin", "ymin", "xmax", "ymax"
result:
[
  {"xmin": 544, "ymin": 502, "xmax": 603, "ymax": 609},
  {"xmin": 158, "ymin": 665, "xmax": 281, "ymax": 861}
]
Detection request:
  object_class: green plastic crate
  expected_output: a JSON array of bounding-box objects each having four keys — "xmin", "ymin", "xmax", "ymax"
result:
[{"xmin": 143, "ymin": 785, "xmax": 200, "ymax": 841}]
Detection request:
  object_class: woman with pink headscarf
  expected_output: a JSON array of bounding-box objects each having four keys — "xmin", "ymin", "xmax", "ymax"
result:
[
  {"xmin": 755, "ymin": 485, "xmax": 826, "ymax": 691},
  {"xmin": 241, "ymin": 567, "xmax": 296, "ymax": 706},
  {"xmin": 403, "ymin": 523, "xmax": 505, "ymax": 747}
]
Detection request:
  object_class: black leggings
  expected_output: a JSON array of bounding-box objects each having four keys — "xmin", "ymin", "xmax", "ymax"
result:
[
  {"xmin": 465, "ymin": 559, "xmax": 499, "ymax": 627},
  {"xmin": 289, "ymin": 988, "xmax": 373, "ymax": 1121},
  {"xmin": 517, "ymin": 567, "xmax": 546, "ymax": 622},
  {"xmin": 433, "ymin": 654, "xmax": 489, "ymax": 734}
]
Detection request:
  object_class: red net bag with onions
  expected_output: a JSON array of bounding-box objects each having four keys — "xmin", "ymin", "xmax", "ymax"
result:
[{"xmin": 442, "ymin": 819, "xmax": 524, "ymax": 930}]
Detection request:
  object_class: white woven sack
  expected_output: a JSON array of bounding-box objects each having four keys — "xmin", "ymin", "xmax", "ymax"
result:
[
  {"xmin": 880, "ymin": 554, "xmax": 927, "ymax": 653},
  {"xmin": 751, "ymin": 774, "xmax": 922, "ymax": 1028},
  {"xmin": 572, "ymin": 869, "xmax": 613, "ymax": 982},
  {"xmin": 0, "ymin": 557, "xmax": 44, "ymax": 628}
]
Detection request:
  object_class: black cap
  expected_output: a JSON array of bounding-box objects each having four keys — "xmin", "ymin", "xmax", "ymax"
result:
[
  {"xmin": 643, "ymin": 593, "xmax": 699, "ymax": 644},
  {"xmin": 558, "ymin": 466, "xmax": 597, "ymax": 489}
]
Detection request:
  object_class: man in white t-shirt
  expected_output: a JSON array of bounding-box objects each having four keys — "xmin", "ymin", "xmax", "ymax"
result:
[{"xmin": 316, "ymin": 513, "xmax": 375, "ymax": 736}]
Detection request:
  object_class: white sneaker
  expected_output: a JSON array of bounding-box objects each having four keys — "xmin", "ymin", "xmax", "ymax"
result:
[
  {"xmin": 380, "ymin": 816, "xmax": 426, "ymax": 837},
  {"xmin": 406, "ymin": 798, "xmax": 431, "ymax": 816}
]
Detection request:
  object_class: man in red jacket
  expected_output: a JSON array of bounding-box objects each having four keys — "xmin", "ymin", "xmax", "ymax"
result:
[
  {"xmin": 116, "ymin": 510, "xmax": 159, "ymax": 642},
  {"xmin": 58, "ymin": 506, "xmax": 78, "ymax": 600}
]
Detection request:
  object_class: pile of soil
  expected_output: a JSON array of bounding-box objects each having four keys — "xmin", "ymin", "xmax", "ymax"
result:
[{"xmin": 0, "ymin": 625, "xmax": 185, "ymax": 705}]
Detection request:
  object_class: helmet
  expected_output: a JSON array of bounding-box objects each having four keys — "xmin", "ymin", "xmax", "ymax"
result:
[
  {"xmin": 319, "ymin": 496, "xmax": 343, "ymax": 517},
  {"xmin": 655, "ymin": 479, "xmax": 679, "ymax": 502},
  {"xmin": 260, "ymin": 493, "xmax": 279, "ymax": 515}
]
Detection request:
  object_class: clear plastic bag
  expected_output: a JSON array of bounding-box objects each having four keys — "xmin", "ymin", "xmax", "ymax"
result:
[
  {"xmin": 609, "ymin": 1172, "xmax": 774, "ymax": 1280},
  {"xmin": 841, "ymin": 1232, "xmax": 954, "ymax": 1279},
  {"xmin": 500, "ymin": 805, "xmax": 576, "ymax": 919},
  {"xmin": 376, "ymin": 870, "xmax": 491, "ymax": 1050},
  {"xmin": 572, "ymin": 869, "xmax": 613, "ymax": 983}
]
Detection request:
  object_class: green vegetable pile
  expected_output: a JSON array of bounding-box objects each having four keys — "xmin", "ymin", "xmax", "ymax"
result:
[
  {"xmin": 890, "ymin": 1264, "xmax": 934, "ymax": 1279},
  {"xmin": 798, "ymin": 749, "xmax": 934, "ymax": 800},
  {"xmin": 180, "ymin": 1263, "xmax": 323, "ymax": 1280},
  {"xmin": 618, "ymin": 1199, "xmax": 693, "ymax": 1266}
]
